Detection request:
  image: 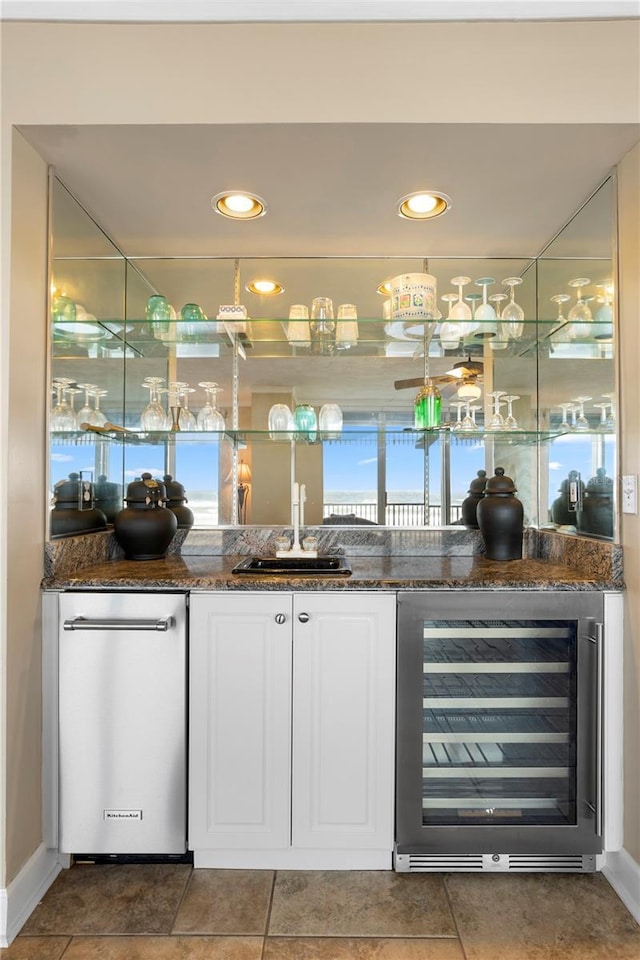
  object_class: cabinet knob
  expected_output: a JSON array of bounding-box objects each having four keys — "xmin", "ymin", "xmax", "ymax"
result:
[
  {"xmin": 274, "ymin": 613, "xmax": 287, "ymax": 624},
  {"xmin": 298, "ymin": 612, "xmax": 310, "ymax": 623}
]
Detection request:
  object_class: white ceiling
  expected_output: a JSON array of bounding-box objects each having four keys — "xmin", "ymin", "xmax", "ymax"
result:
[
  {"xmin": 3, "ymin": 1, "xmax": 639, "ymax": 21},
  {"xmin": 20, "ymin": 121, "xmax": 640, "ymax": 260}
]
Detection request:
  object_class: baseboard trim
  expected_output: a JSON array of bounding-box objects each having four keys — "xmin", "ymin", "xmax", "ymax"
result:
[
  {"xmin": 0, "ymin": 844, "xmax": 67, "ymax": 947},
  {"xmin": 604, "ymin": 847, "xmax": 640, "ymax": 925}
]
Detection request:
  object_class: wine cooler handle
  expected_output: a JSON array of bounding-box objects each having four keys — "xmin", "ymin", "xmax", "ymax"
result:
[{"xmin": 595, "ymin": 621, "xmax": 604, "ymax": 837}]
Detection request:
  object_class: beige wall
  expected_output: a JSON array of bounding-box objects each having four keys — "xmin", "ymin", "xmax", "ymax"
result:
[
  {"xmin": 3, "ymin": 133, "xmax": 48, "ymax": 880},
  {"xmin": 618, "ymin": 142, "xmax": 640, "ymax": 861},
  {"xmin": 1, "ymin": 18, "xmax": 639, "ymax": 886}
]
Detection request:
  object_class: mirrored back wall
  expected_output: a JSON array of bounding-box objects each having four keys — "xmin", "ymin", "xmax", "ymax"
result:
[{"xmin": 48, "ymin": 175, "xmax": 617, "ymax": 540}]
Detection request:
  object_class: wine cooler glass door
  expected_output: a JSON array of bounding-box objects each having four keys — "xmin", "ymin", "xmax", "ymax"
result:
[{"xmin": 396, "ymin": 591, "xmax": 603, "ymax": 856}]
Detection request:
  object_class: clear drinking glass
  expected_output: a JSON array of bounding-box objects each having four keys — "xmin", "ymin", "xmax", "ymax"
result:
[
  {"xmin": 287, "ymin": 304, "xmax": 311, "ymax": 347},
  {"xmin": 179, "ymin": 302, "xmax": 207, "ymax": 341},
  {"xmin": 319, "ymin": 403, "xmax": 343, "ymax": 440},
  {"xmin": 293, "ymin": 403, "xmax": 318, "ymax": 442},
  {"xmin": 268, "ymin": 403, "xmax": 295, "ymax": 441},
  {"xmin": 336, "ymin": 304, "xmax": 358, "ymax": 349},
  {"xmin": 310, "ymin": 297, "xmax": 335, "ymax": 333},
  {"xmin": 146, "ymin": 294, "xmax": 172, "ymax": 340}
]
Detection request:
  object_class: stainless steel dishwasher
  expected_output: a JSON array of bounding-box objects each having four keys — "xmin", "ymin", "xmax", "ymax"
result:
[{"xmin": 58, "ymin": 592, "xmax": 187, "ymax": 855}]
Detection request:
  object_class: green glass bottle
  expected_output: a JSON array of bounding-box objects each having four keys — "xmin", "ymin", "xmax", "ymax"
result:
[{"xmin": 414, "ymin": 382, "xmax": 442, "ymax": 430}]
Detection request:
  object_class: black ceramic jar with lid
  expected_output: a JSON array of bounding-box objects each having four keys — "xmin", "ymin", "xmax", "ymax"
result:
[
  {"xmin": 163, "ymin": 474, "xmax": 194, "ymax": 530},
  {"xmin": 50, "ymin": 472, "xmax": 107, "ymax": 537},
  {"xmin": 461, "ymin": 470, "xmax": 487, "ymax": 529},
  {"xmin": 476, "ymin": 467, "xmax": 524, "ymax": 561},
  {"xmin": 577, "ymin": 467, "xmax": 614, "ymax": 538},
  {"xmin": 93, "ymin": 474, "xmax": 122, "ymax": 524},
  {"xmin": 113, "ymin": 472, "xmax": 177, "ymax": 560}
]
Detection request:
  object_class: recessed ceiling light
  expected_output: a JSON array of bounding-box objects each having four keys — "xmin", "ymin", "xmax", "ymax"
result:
[
  {"xmin": 377, "ymin": 281, "xmax": 393, "ymax": 295},
  {"xmin": 397, "ymin": 191, "xmax": 452, "ymax": 221},
  {"xmin": 245, "ymin": 279, "xmax": 284, "ymax": 296},
  {"xmin": 211, "ymin": 191, "xmax": 267, "ymax": 220}
]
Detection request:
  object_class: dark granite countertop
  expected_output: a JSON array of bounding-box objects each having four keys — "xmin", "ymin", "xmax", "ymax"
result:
[{"xmin": 42, "ymin": 554, "xmax": 621, "ymax": 592}]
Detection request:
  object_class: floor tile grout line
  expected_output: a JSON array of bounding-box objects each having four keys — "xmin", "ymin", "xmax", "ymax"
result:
[
  {"xmin": 56, "ymin": 935, "xmax": 74, "ymax": 959},
  {"xmin": 168, "ymin": 864, "xmax": 195, "ymax": 934},
  {"xmin": 442, "ymin": 872, "xmax": 471, "ymax": 960},
  {"xmin": 261, "ymin": 868, "xmax": 278, "ymax": 955}
]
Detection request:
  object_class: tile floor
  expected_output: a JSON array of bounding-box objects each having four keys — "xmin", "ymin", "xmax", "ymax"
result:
[{"xmin": 3, "ymin": 864, "xmax": 640, "ymax": 959}]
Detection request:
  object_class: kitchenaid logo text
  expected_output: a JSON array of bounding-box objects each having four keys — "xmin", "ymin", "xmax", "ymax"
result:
[{"xmin": 104, "ymin": 810, "xmax": 143, "ymax": 821}]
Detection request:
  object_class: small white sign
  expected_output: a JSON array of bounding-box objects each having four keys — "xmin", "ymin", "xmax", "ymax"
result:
[{"xmin": 104, "ymin": 809, "xmax": 143, "ymax": 821}]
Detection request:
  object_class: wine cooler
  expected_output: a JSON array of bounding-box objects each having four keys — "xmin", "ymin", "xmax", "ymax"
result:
[{"xmin": 395, "ymin": 591, "xmax": 610, "ymax": 873}]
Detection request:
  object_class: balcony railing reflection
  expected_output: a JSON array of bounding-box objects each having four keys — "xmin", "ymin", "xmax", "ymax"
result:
[{"xmin": 323, "ymin": 502, "xmax": 463, "ymax": 526}]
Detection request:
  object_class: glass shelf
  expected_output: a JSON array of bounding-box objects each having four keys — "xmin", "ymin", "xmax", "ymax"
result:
[
  {"xmin": 51, "ymin": 315, "xmax": 614, "ymax": 361},
  {"xmin": 50, "ymin": 425, "xmax": 598, "ymax": 447}
]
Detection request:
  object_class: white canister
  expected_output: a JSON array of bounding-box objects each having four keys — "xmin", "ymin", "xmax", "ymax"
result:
[{"xmin": 391, "ymin": 273, "xmax": 438, "ymax": 321}]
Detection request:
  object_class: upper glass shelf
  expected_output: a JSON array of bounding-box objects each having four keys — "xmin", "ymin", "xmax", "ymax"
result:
[{"xmin": 51, "ymin": 315, "xmax": 613, "ymax": 360}]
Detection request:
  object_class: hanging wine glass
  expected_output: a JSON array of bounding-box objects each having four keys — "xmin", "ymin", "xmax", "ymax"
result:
[
  {"xmin": 469, "ymin": 405, "xmax": 482, "ymax": 430},
  {"xmin": 459, "ymin": 399, "xmax": 479, "ymax": 432},
  {"xmin": 91, "ymin": 389, "xmax": 108, "ymax": 427},
  {"xmin": 593, "ymin": 402, "xmax": 609, "ymax": 432},
  {"xmin": 602, "ymin": 392, "xmax": 616, "ymax": 432},
  {"xmin": 197, "ymin": 382, "xmax": 225, "ymax": 431},
  {"xmin": 550, "ymin": 294, "xmax": 573, "ymax": 349},
  {"xmin": 566, "ymin": 403, "xmax": 579, "ymax": 431},
  {"xmin": 489, "ymin": 293, "xmax": 509, "ymax": 350},
  {"xmin": 51, "ymin": 378, "xmax": 77, "ymax": 431},
  {"xmin": 449, "ymin": 276, "xmax": 477, "ymax": 335},
  {"xmin": 464, "ymin": 293, "xmax": 482, "ymax": 342},
  {"xmin": 140, "ymin": 377, "xmax": 168, "ymax": 431},
  {"xmin": 65, "ymin": 386, "xmax": 82, "ymax": 429},
  {"xmin": 567, "ymin": 278, "xmax": 593, "ymax": 339},
  {"xmin": 77, "ymin": 383, "xmax": 99, "ymax": 424},
  {"xmin": 592, "ymin": 281, "xmax": 614, "ymax": 340},
  {"xmin": 558, "ymin": 403, "xmax": 573, "ymax": 431},
  {"xmin": 486, "ymin": 390, "xmax": 506, "ymax": 430},
  {"xmin": 438, "ymin": 293, "xmax": 462, "ymax": 351},
  {"xmin": 501, "ymin": 277, "xmax": 525, "ymax": 339},
  {"xmin": 503, "ymin": 395, "xmax": 520, "ymax": 430},
  {"xmin": 178, "ymin": 386, "xmax": 197, "ymax": 430},
  {"xmin": 472, "ymin": 278, "xmax": 497, "ymax": 340},
  {"xmin": 449, "ymin": 401, "xmax": 466, "ymax": 430},
  {"xmin": 572, "ymin": 395, "xmax": 592, "ymax": 431},
  {"xmin": 206, "ymin": 386, "xmax": 225, "ymax": 432}
]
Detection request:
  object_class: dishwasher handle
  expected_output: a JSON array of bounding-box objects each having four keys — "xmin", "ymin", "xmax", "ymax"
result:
[{"xmin": 63, "ymin": 616, "xmax": 173, "ymax": 632}]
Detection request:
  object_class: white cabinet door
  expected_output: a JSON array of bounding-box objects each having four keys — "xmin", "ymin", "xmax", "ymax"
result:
[
  {"xmin": 291, "ymin": 593, "xmax": 396, "ymax": 853},
  {"xmin": 189, "ymin": 593, "xmax": 292, "ymax": 851}
]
